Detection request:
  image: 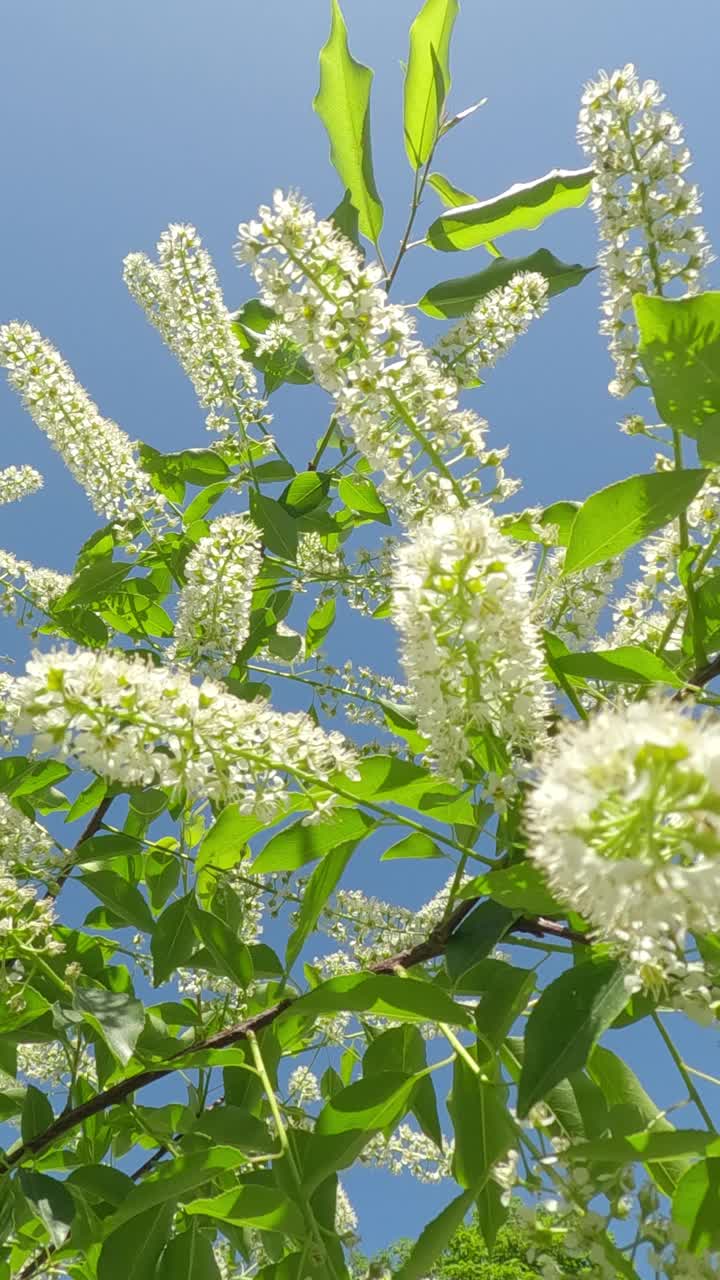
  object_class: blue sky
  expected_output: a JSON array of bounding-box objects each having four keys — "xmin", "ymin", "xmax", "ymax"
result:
[{"xmin": 1, "ymin": 0, "xmax": 719, "ymax": 1263}]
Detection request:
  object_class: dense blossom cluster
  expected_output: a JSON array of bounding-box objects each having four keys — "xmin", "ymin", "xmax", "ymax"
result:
[
  {"xmin": 0, "ymin": 323, "xmax": 161, "ymax": 525},
  {"xmin": 171, "ymin": 513, "xmax": 262, "ymax": 668},
  {"xmin": 0, "ymin": 464, "xmax": 43, "ymax": 507},
  {"xmin": 393, "ymin": 505, "xmax": 549, "ymax": 782},
  {"xmin": 538, "ymin": 547, "xmax": 623, "ymax": 650},
  {"xmin": 237, "ymin": 191, "xmax": 517, "ymax": 520},
  {"xmin": 0, "ymin": 874, "xmax": 63, "ymax": 1005},
  {"xmin": 578, "ymin": 64, "xmax": 713, "ymax": 396},
  {"xmin": 124, "ymin": 223, "xmax": 265, "ymax": 435},
  {"xmin": 0, "ymin": 548, "xmax": 71, "ymax": 619},
  {"xmin": 435, "ymin": 272, "xmax": 549, "ymax": 386},
  {"xmin": 527, "ymin": 700, "xmax": 720, "ymax": 1005},
  {"xmin": 8, "ymin": 647, "xmax": 357, "ymax": 822},
  {"xmin": 0, "ymin": 793, "xmax": 54, "ymax": 880}
]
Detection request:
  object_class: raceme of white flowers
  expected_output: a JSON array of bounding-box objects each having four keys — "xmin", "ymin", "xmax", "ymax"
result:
[
  {"xmin": 392, "ymin": 505, "xmax": 550, "ymax": 783},
  {"xmin": 8, "ymin": 646, "xmax": 357, "ymax": 822},
  {"xmin": 0, "ymin": 464, "xmax": 43, "ymax": 507},
  {"xmin": 0, "ymin": 549, "xmax": 71, "ymax": 620},
  {"xmin": 0, "ymin": 323, "xmax": 162, "ymax": 526},
  {"xmin": 0, "ymin": 874, "xmax": 63, "ymax": 1004},
  {"xmin": 435, "ymin": 272, "xmax": 549, "ymax": 387},
  {"xmin": 0, "ymin": 793, "xmax": 54, "ymax": 880},
  {"xmin": 526, "ymin": 700, "xmax": 720, "ymax": 1000},
  {"xmin": 124, "ymin": 223, "xmax": 265, "ymax": 436},
  {"xmin": 236, "ymin": 190, "xmax": 518, "ymax": 521},
  {"xmin": 537, "ymin": 546, "xmax": 623, "ymax": 651},
  {"xmin": 171, "ymin": 513, "xmax": 262, "ymax": 669},
  {"xmin": 577, "ymin": 64, "xmax": 713, "ymax": 397}
]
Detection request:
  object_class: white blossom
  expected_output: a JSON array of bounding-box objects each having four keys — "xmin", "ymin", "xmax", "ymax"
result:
[
  {"xmin": 124, "ymin": 223, "xmax": 265, "ymax": 435},
  {"xmin": 171, "ymin": 513, "xmax": 262, "ymax": 669},
  {"xmin": 0, "ymin": 874, "xmax": 63, "ymax": 1005},
  {"xmin": 578, "ymin": 64, "xmax": 713, "ymax": 396},
  {"xmin": 0, "ymin": 323, "xmax": 162, "ymax": 525},
  {"xmin": 287, "ymin": 1064, "xmax": 321, "ymax": 1104},
  {"xmin": 237, "ymin": 190, "xmax": 513, "ymax": 521},
  {"xmin": 7, "ymin": 646, "xmax": 357, "ymax": 823},
  {"xmin": 435, "ymin": 272, "xmax": 549, "ymax": 387},
  {"xmin": 392, "ymin": 504, "xmax": 550, "ymax": 783},
  {"xmin": 361, "ymin": 1122, "xmax": 451, "ymax": 1183},
  {"xmin": 0, "ymin": 794, "xmax": 55, "ymax": 880},
  {"xmin": 0, "ymin": 548, "xmax": 71, "ymax": 621},
  {"xmin": 526, "ymin": 700, "xmax": 720, "ymax": 991},
  {"xmin": 537, "ymin": 547, "xmax": 622, "ymax": 650},
  {"xmin": 0, "ymin": 464, "xmax": 43, "ymax": 507}
]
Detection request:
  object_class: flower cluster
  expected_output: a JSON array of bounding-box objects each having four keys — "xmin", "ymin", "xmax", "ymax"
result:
[
  {"xmin": 0, "ymin": 464, "xmax": 43, "ymax": 507},
  {"xmin": 8, "ymin": 646, "xmax": 357, "ymax": 822},
  {"xmin": 526, "ymin": 699, "xmax": 720, "ymax": 997},
  {"xmin": 537, "ymin": 547, "xmax": 622, "ymax": 650},
  {"xmin": 0, "ymin": 794, "xmax": 55, "ymax": 880},
  {"xmin": 237, "ymin": 190, "xmax": 514, "ymax": 521},
  {"xmin": 577, "ymin": 64, "xmax": 713, "ymax": 396},
  {"xmin": 0, "ymin": 548, "xmax": 71, "ymax": 621},
  {"xmin": 124, "ymin": 223, "xmax": 265, "ymax": 435},
  {"xmin": 171, "ymin": 513, "xmax": 262, "ymax": 669},
  {"xmin": 0, "ymin": 874, "xmax": 63, "ymax": 1006},
  {"xmin": 435, "ymin": 272, "xmax": 549, "ymax": 387},
  {"xmin": 392, "ymin": 505, "xmax": 549, "ymax": 782},
  {"xmin": 362, "ymin": 1123, "xmax": 451, "ymax": 1183},
  {"xmin": 0, "ymin": 323, "xmax": 162, "ymax": 525}
]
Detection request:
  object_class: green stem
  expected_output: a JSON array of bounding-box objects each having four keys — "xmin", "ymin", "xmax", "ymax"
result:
[{"xmin": 651, "ymin": 1011, "xmax": 716, "ymax": 1131}]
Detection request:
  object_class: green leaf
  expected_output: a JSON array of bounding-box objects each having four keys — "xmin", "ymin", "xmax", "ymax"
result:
[
  {"xmin": 66, "ymin": 1164, "xmax": 134, "ymax": 1209},
  {"xmin": 428, "ymin": 172, "xmax": 478, "ymax": 208},
  {"xmin": 450, "ymin": 1061, "xmax": 516, "ymax": 1189},
  {"xmin": 97, "ymin": 1202, "xmax": 176, "ymax": 1280},
  {"xmin": 330, "ymin": 189, "xmax": 361, "ymax": 246},
  {"xmin": 249, "ymin": 491, "xmax": 298, "ymax": 560},
  {"xmin": 183, "ymin": 481, "xmax": 228, "ymax": 524},
  {"xmin": 589, "ymin": 1045, "xmax": 689, "ymax": 1195},
  {"xmin": 313, "ymin": 0, "xmax": 383, "ymax": 244},
  {"xmin": 462, "ymin": 864, "xmax": 562, "ymax": 915},
  {"xmin": 316, "ymin": 1071, "xmax": 415, "ymax": 1134},
  {"xmin": 73, "ymin": 833, "xmax": 140, "ymax": 865},
  {"xmin": 445, "ymin": 901, "xmax": 516, "ymax": 985},
  {"xmin": 196, "ymin": 807, "xmax": 263, "ymax": 882},
  {"xmin": 107, "ymin": 1148, "xmax": 249, "ymax": 1227},
  {"xmin": 476, "ymin": 1178, "xmax": 508, "ymax": 1254},
  {"xmin": 99, "ymin": 581, "xmax": 174, "ymax": 639},
  {"xmin": 290, "ymin": 972, "xmax": 472, "ymax": 1027},
  {"xmin": 21, "ymin": 1084, "xmax": 54, "ymax": 1143},
  {"xmin": 80, "ymin": 870, "xmax": 154, "ymax": 932},
  {"xmin": 394, "ymin": 1188, "xmax": 475, "ymax": 1280},
  {"xmin": 54, "ymin": 560, "xmax": 131, "ymax": 610},
  {"xmin": 380, "ymin": 832, "xmax": 443, "ymax": 861},
  {"xmin": 192, "ymin": 908, "xmax": 254, "ymax": 988},
  {"xmin": 0, "ymin": 757, "xmax": 71, "ymax": 798},
  {"xmin": 338, "ymin": 475, "xmax": 391, "ymax": 523},
  {"xmin": 464, "ymin": 959, "xmax": 536, "ymax": 1057},
  {"xmin": 281, "ymin": 471, "xmax": 330, "ymax": 515},
  {"xmin": 151, "ymin": 894, "xmax": 198, "ymax": 987},
  {"xmin": 286, "ymin": 840, "xmax": 357, "ymax": 970},
  {"xmin": 19, "ymin": 1170, "xmax": 75, "ymax": 1247},
  {"xmin": 419, "ymin": 248, "xmax": 594, "ymax": 317},
  {"xmin": 157, "ymin": 1230, "xmax": 221, "ymax": 1280},
  {"xmin": 635, "ymin": 292, "xmax": 720, "ymax": 439},
  {"xmin": 334, "ymin": 753, "xmax": 473, "ymax": 824},
  {"xmin": 518, "ymin": 959, "xmax": 630, "ymax": 1117},
  {"xmin": 253, "ymin": 809, "xmax": 374, "ymax": 872},
  {"xmin": 403, "ymin": 0, "xmax": 458, "ymax": 168},
  {"xmin": 139, "ymin": 444, "xmax": 230, "ymax": 502},
  {"xmin": 554, "ymin": 645, "xmax": 683, "ymax": 688},
  {"xmin": 565, "ymin": 1129, "xmax": 718, "ymax": 1167},
  {"xmin": 185, "ymin": 1184, "xmax": 304, "ymax": 1235},
  {"xmin": 673, "ymin": 1158, "xmax": 720, "ymax": 1254},
  {"xmin": 306, "ymin": 597, "xmax": 336, "ymax": 656},
  {"xmin": 74, "ymin": 987, "xmax": 145, "ymax": 1065},
  {"xmin": 192, "ymin": 1106, "xmax": 272, "ymax": 1154},
  {"xmin": 564, "ymin": 469, "xmax": 707, "ymax": 574},
  {"xmin": 426, "ymin": 167, "xmax": 593, "ymax": 251},
  {"xmin": 363, "ymin": 1025, "xmax": 442, "ymax": 1147}
]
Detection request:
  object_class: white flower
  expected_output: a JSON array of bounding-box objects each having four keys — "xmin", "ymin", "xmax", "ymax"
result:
[
  {"xmin": 0, "ymin": 323, "xmax": 162, "ymax": 525},
  {"xmin": 435, "ymin": 272, "xmax": 549, "ymax": 387},
  {"xmin": 0, "ymin": 549, "xmax": 71, "ymax": 620},
  {"xmin": 0, "ymin": 794, "xmax": 55, "ymax": 880},
  {"xmin": 362, "ymin": 1122, "xmax": 451, "ymax": 1183},
  {"xmin": 287, "ymin": 1064, "xmax": 321, "ymax": 1104},
  {"xmin": 0, "ymin": 465, "xmax": 43, "ymax": 507},
  {"xmin": 7, "ymin": 646, "xmax": 357, "ymax": 823},
  {"xmin": 124, "ymin": 223, "xmax": 265, "ymax": 435},
  {"xmin": 0, "ymin": 874, "xmax": 63, "ymax": 985},
  {"xmin": 334, "ymin": 1182, "xmax": 358, "ymax": 1240},
  {"xmin": 526, "ymin": 700, "xmax": 720, "ymax": 989},
  {"xmin": 392, "ymin": 504, "xmax": 550, "ymax": 782},
  {"xmin": 171, "ymin": 514, "xmax": 262, "ymax": 669},
  {"xmin": 578, "ymin": 64, "xmax": 713, "ymax": 397},
  {"xmin": 237, "ymin": 190, "xmax": 512, "ymax": 521},
  {"xmin": 537, "ymin": 547, "xmax": 622, "ymax": 650}
]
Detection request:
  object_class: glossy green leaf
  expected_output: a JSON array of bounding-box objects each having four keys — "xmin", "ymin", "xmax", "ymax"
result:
[
  {"xmin": 565, "ymin": 1129, "xmax": 717, "ymax": 1167},
  {"xmin": 564, "ymin": 469, "xmax": 707, "ymax": 574},
  {"xmin": 518, "ymin": 959, "xmax": 630, "ymax": 1117},
  {"xmin": 192, "ymin": 908, "xmax": 253, "ymax": 988},
  {"xmin": 338, "ymin": 475, "xmax": 391, "ymax": 523},
  {"xmin": 291, "ymin": 972, "xmax": 473, "ymax": 1027},
  {"xmin": 185, "ymin": 1184, "xmax": 305, "ymax": 1235},
  {"xmin": 450, "ymin": 1060, "xmax": 517, "ymax": 1189},
  {"xmin": 253, "ymin": 809, "xmax": 373, "ymax": 872},
  {"xmin": 80, "ymin": 870, "xmax": 154, "ymax": 932},
  {"xmin": 420, "ymin": 248, "xmax": 594, "ymax": 317},
  {"xmin": 192, "ymin": 1106, "xmax": 272, "ymax": 1154},
  {"xmin": 306, "ymin": 596, "xmax": 336, "ymax": 656},
  {"xmin": 330, "ymin": 188, "xmax": 361, "ymax": 246},
  {"xmin": 395, "ymin": 1188, "xmax": 476, "ymax": 1280},
  {"xmin": 21, "ymin": 1084, "xmax": 54, "ymax": 1143},
  {"xmin": 281, "ymin": 471, "xmax": 330, "ymax": 515},
  {"xmin": 151, "ymin": 894, "xmax": 198, "ymax": 986},
  {"xmin": 380, "ymin": 832, "xmax": 443, "ymax": 861},
  {"xmin": 317, "ymin": 1071, "xmax": 415, "ymax": 1134},
  {"xmin": 445, "ymin": 900, "xmax": 517, "ymax": 985},
  {"xmin": 464, "ymin": 959, "xmax": 536, "ymax": 1056},
  {"xmin": 54, "ymin": 560, "xmax": 131, "ymax": 610},
  {"xmin": 554, "ymin": 645, "xmax": 683, "ymax": 688},
  {"xmin": 314, "ymin": 0, "xmax": 383, "ymax": 243},
  {"xmin": 635, "ymin": 292, "xmax": 720, "ymax": 438},
  {"xmin": 97, "ymin": 1202, "xmax": 176, "ymax": 1280},
  {"xmin": 334, "ymin": 753, "xmax": 473, "ymax": 823},
  {"xmin": 363, "ymin": 1024, "xmax": 442, "ymax": 1147},
  {"xmin": 426, "ymin": 166, "xmax": 593, "ymax": 251},
  {"xmin": 249, "ymin": 491, "xmax": 298, "ymax": 560},
  {"xmin": 286, "ymin": 840, "xmax": 357, "ymax": 970},
  {"xmin": 476, "ymin": 1178, "xmax": 508, "ymax": 1254},
  {"xmin": 107, "ymin": 1148, "xmax": 249, "ymax": 1227},
  {"xmin": 74, "ymin": 987, "xmax": 145, "ymax": 1065},
  {"xmin": 462, "ymin": 863, "xmax": 562, "ymax": 914},
  {"xmin": 157, "ymin": 1230, "xmax": 221, "ymax": 1280},
  {"xmin": 428, "ymin": 171, "xmax": 477, "ymax": 207},
  {"xmin": 673, "ymin": 1158, "xmax": 720, "ymax": 1254},
  {"xmin": 0, "ymin": 757, "xmax": 71, "ymax": 798},
  {"xmin": 403, "ymin": 0, "xmax": 458, "ymax": 168},
  {"xmin": 19, "ymin": 1171, "xmax": 75, "ymax": 1247}
]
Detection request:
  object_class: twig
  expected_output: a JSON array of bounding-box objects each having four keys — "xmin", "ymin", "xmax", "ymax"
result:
[
  {"xmin": 51, "ymin": 794, "xmax": 114, "ymax": 898},
  {"xmin": 674, "ymin": 651, "xmax": 720, "ymax": 702}
]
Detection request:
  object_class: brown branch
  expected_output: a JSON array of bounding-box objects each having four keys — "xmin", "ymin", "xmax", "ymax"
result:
[
  {"xmin": 673, "ymin": 651, "xmax": 720, "ymax": 702},
  {"xmin": 1, "ymin": 899, "xmax": 588, "ymax": 1177},
  {"xmin": 51, "ymin": 794, "xmax": 114, "ymax": 898}
]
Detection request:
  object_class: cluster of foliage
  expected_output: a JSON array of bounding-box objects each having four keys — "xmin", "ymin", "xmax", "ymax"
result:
[{"xmin": 1, "ymin": 1, "xmax": 720, "ymax": 1278}]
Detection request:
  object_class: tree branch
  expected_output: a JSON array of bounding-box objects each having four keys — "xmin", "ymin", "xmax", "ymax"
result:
[
  {"xmin": 1, "ymin": 900, "xmax": 588, "ymax": 1175},
  {"xmin": 674, "ymin": 651, "xmax": 720, "ymax": 702}
]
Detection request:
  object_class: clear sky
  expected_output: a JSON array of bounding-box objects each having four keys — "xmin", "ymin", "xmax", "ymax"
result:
[{"xmin": 1, "ymin": 0, "xmax": 719, "ymax": 1262}]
